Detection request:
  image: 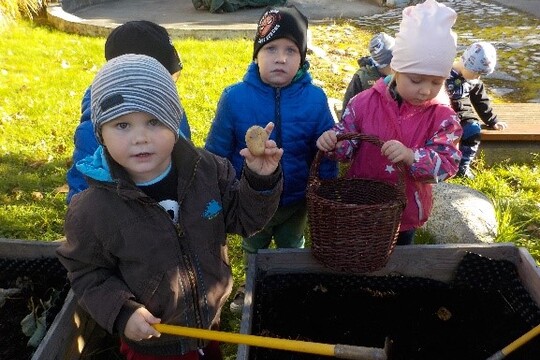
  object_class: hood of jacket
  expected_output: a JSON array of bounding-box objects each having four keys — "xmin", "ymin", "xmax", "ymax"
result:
[{"xmin": 75, "ymin": 145, "xmax": 114, "ymax": 183}]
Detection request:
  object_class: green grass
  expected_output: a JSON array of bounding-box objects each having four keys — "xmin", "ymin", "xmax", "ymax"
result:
[
  {"xmin": 452, "ymin": 159, "xmax": 540, "ymax": 255},
  {"xmin": 1, "ymin": 18, "xmax": 540, "ymax": 360}
]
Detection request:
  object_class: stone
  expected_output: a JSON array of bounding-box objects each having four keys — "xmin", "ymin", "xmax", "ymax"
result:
[{"xmin": 421, "ymin": 182, "xmax": 497, "ymax": 244}]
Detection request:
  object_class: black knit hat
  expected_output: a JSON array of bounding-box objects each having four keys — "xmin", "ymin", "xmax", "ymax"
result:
[
  {"xmin": 253, "ymin": 5, "xmax": 308, "ymax": 65},
  {"xmin": 105, "ymin": 20, "xmax": 182, "ymax": 75}
]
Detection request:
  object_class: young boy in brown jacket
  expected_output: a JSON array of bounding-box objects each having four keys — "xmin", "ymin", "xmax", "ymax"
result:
[{"xmin": 57, "ymin": 54, "xmax": 283, "ymax": 360}]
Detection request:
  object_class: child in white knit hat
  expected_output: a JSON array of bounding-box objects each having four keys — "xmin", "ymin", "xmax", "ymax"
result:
[
  {"xmin": 446, "ymin": 41, "xmax": 508, "ymax": 178},
  {"xmin": 57, "ymin": 54, "xmax": 284, "ymax": 359},
  {"xmin": 342, "ymin": 32, "xmax": 395, "ymax": 111},
  {"xmin": 317, "ymin": 0, "xmax": 463, "ymax": 245}
]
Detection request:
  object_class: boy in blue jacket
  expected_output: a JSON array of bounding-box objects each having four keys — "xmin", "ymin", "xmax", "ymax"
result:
[
  {"xmin": 204, "ymin": 5, "xmax": 338, "ymax": 313},
  {"xmin": 66, "ymin": 20, "xmax": 191, "ymax": 203}
]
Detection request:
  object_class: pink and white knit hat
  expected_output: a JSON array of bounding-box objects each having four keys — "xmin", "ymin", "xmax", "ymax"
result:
[{"xmin": 390, "ymin": 0, "xmax": 458, "ymax": 78}]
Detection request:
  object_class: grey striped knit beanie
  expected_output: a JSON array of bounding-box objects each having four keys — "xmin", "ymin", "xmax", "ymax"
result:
[{"xmin": 91, "ymin": 53, "xmax": 182, "ymax": 144}]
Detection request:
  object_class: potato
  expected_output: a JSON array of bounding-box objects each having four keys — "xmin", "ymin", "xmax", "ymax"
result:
[{"xmin": 245, "ymin": 125, "xmax": 268, "ymax": 156}]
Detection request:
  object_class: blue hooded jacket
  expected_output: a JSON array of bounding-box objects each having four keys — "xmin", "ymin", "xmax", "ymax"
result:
[
  {"xmin": 66, "ymin": 87, "xmax": 192, "ymax": 203},
  {"xmin": 205, "ymin": 62, "xmax": 337, "ymax": 206}
]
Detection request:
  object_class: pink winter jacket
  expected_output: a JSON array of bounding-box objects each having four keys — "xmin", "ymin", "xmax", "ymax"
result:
[{"xmin": 330, "ymin": 78, "xmax": 462, "ymax": 231}]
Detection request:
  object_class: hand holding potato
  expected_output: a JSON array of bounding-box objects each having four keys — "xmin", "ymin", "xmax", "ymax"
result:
[
  {"xmin": 240, "ymin": 122, "xmax": 283, "ymax": 176},
  {"xmin": 245, "ymin": 125, "xmax": 268, "ymax": 156}
]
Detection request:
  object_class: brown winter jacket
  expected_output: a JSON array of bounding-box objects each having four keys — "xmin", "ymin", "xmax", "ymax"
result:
[{"xmin": 57, "ymin": 137, "xmax": 282, "ymax": 356}]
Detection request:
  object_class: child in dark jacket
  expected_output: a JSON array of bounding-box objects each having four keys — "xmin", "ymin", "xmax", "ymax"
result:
[
  {"xmin": 57, "ymin": 54, "xmax": 283, "ymax": 360},
  {"xmin": 445, "ymin": 41, "xmax": 508, "ymax": 178},
  {"xmin": 204, "ymin": 5, "xmax": 338, "ymax": 313},
  {"xmin": 66, "ymin": 20, "xmax": 191, "ymax": 203},
  {"xmin": 342, "ymin": 32, "xmax": 395, "ymax": 111}
]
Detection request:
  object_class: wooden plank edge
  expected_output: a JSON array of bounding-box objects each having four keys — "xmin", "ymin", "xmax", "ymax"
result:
[
  {"xmin": 32, "ymin": 290, "xmax": 79, "ymax": 359},
  {"xmin": 481, "ymin": 133, "xmax": 540, "ymax": 141},
  {"xmin": 0, "ymin": 238, "xmax": 60, "ymax": 258},
  {"xmin": 237, "ymin": 254, "xmax": 258, "ymax": 360},
  {"xmin": 255, "ymin": 245, "xmax": 523, "ymax": 283},
  {"xmin": 517, "ymin": 247, "xmax": 540, "ymax": 306}
]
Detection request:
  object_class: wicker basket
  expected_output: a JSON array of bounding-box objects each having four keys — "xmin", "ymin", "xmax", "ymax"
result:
[{"xmin": 307, "ymin": 133, "xmax": 407, "ymax": 273}]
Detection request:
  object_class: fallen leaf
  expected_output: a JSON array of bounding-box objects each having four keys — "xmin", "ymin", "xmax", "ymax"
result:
[
  {"xmin": 31, "ymin": 192, "xmax": 43, "ymax": 201},
  {"xmin": 55, "ymin": 184, "xmax": 69, "ymax": 193}
]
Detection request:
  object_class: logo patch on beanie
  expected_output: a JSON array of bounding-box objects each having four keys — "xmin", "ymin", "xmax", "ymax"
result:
[
  {"xmin": 101, "ymin": 94, "xmax": 124, "ymax": 112},
  {"xmin": 257, "ymin": 9, "xmax": 281, "ymax": 44}
]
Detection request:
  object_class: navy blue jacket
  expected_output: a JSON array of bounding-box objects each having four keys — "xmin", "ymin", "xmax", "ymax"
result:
[
  {"xmin": 66, "ymin": 87, "xmax": 192, "ymax": 203},
  {"xmin": 205, "ymin": 62, "xmax": 337, "ymax": 206},
  {"xmin": 445, "ymin": 69, "xmax": 498, "ymax": 126}
]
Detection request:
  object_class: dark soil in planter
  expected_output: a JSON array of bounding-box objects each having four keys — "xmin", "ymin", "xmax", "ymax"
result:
[
  {"xmin": 0, "ymin": 257, "xmax": 70, "ymax": 360},
  {"xmin": 249, "ymin": 253, "xmax": 540, "ymax": 360}
]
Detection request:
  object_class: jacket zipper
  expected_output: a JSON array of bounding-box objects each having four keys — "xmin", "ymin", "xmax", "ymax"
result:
[
  {"xmin": 275, "ymin": 88, "xmax": 282, "ymax": 148},
  {"xmin": 155, "ymin": 202, "xmax": 206, "ymax": 348}
]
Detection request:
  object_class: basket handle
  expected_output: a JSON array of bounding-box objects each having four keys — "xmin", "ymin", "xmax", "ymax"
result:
[{"xmin": 310, "ymin": 133, "xmax": 406, "ymax": 189}]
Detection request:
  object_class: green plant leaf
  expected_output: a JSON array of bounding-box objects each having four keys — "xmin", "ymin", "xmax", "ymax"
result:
[
  {"xmin": 20, "ymin": 312, "xmax": 37, "ymax": 337},
  {"xmin": 0, "ymin": 288, "xmax": 21, "ymax": 308},
  {"xmin": 27, "ymin": 313, "xmax": 47, "ymax": 348}
]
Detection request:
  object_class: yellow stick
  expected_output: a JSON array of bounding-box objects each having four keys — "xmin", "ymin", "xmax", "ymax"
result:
[
  {"xmin": 154, "ymin": 324, "xmax": 333, "ymax": 356},
  {"xmin": 153, "ymin": 324, "xmax": 387, "ymax": 360},
  {"xmin": 486, "ymin": 324, "xmax": 540, "ymax": 360}
]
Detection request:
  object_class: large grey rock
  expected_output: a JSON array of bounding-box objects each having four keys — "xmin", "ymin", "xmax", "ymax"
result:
[{"xmin": 421, "ymin": 183, "xmax": 497, "ymax": 244}]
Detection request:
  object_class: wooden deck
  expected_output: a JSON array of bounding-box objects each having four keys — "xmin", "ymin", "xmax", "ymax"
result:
[
  {"xmin": 480, "ymin": 103, "xmax": 540, "ymax": 164},
  {"xmin": 481, "ymin": 103, "xmax": 540, "ymax": 141}
]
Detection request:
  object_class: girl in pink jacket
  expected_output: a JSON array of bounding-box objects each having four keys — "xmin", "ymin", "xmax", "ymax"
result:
[{"xmin": 317, "ymin": 0, "xmax": 463, "ymax": 245}]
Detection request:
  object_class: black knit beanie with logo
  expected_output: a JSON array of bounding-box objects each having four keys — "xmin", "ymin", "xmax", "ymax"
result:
[
  {"xmin": 253, "ymin": 5, "xmax": 308, "ymax": 65},
  {"xmin": 105, "ymin": 20, "xmax": 182, "ymax": 75}
]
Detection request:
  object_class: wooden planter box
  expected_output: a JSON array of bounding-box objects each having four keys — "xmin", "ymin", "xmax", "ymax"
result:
[
  {"xmin": 0, "ymin": 238, "xmax": 69, "ymax": 360},
  {"xmin": 237, "ymin": 244, "xmax": 540, "ymax": 360},
  {"xmin": 9, "ymin": 240, "xmax": 538, "ymax": 359},
  {"xmin": 0, "ymin": 238, "xmax": 119, "ymax": 360}
]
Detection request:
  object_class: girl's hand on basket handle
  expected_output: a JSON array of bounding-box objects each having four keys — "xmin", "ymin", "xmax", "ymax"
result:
[
  {"xmin": 381, "ymin": 140, "xmax": 414, "ymax": 165},
  {"xmin": 316, "ymin": 130, "xmax": 338, "ymax": 152}
]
